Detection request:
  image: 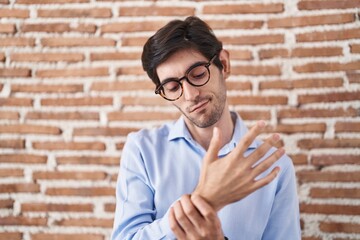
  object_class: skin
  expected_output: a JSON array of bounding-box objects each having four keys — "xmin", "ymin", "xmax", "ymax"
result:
[{"xmin": 156, "ymin": 49, "xmax": 284, "ymax": 239}]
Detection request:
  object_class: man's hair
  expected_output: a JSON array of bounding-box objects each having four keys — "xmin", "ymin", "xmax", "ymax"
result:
[{"xmin": 141, "ymin": 16, "xmax": 223, "ymax": 87}]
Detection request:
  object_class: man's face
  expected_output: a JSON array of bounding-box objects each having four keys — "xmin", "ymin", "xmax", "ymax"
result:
[{"xmin": 156, "ymin": 50, "xmax": 227, "ymax": 128}]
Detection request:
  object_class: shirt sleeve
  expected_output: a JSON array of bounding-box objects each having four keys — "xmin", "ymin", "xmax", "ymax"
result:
[
  {"xmin": 111, "ymin": 133, "xmax": 176, "ymax": 240},
  {"xmin": 262, "ymin": 155, "xmax": 301, "ymax": 240}
]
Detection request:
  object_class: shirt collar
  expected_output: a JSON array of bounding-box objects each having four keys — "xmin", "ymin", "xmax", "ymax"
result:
[{"xmin": 168, "ymin": 112, "xmax": 258, "ymax": 153}]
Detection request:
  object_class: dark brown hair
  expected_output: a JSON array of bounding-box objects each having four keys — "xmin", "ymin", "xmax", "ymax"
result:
[{"xmin": 141, "ymin": 16, "xmax": 223, "ymax": 87}]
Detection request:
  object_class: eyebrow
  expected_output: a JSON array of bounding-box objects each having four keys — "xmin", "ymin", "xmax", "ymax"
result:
[{"xmin": 160, "ymin": 60, "xmax": 208, "ymax": 84}]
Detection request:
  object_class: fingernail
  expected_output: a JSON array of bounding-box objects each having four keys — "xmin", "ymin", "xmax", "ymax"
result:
[{"xmin": 258, "ymin": 121, "xmax": 266, "ymax": 128}]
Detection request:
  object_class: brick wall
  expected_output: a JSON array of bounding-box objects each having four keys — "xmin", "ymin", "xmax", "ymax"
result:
[{"xmin": 0, "ymin": 0, "xmax": 359, "ymax": 239}]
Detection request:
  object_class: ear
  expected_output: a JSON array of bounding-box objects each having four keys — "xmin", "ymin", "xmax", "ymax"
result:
[{"xmin": 218, "ymin": 49, "xmax": 230, "ymax": 80}]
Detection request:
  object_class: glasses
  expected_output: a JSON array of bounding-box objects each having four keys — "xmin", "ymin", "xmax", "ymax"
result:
[{"xmin": 155, "ymin": 55, "xmax": 217, "ymax": 101}]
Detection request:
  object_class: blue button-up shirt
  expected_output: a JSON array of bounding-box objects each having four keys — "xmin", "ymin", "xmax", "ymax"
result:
[{"xmin": 112, "ymin": 113, "xmax": 301, "ymax": 240}]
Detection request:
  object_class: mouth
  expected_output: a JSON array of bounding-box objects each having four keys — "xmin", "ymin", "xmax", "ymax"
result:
[{"xmin": 189, "ymin": 99, "xmax": 210, "ymax": 113}]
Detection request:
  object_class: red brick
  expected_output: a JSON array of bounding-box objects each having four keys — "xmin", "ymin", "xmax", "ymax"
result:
[
  {"xmin": 0, "ymin": 139, "xmax": 25, "ymax": 149},
  {"xmin": 26, "ymin": 111, "xmax": 99, "ymax": 121},
  {"xmin": 90, "ymin": 51, "xmax": 140, "ymax": 61},
  {"xmin": 101, "ymin": 21, "xmax": 166, "ymax": 33},
  {"xmin": 0, "ymin": 199, "xmax": 14, "ymax": 209},
  {"xmin": 335, "ymin": 122, "xmax": 360, "ymax": 132},
  {"xmin": 203, "ymin": 3, "xmax": 283, "ymax": 14},
  {"xmin": 319, "ymin": 221, "xmax": 360, "ymax": 233},
  {"xmin": 116, "ymin": 67, "xmax": 146, "ymax": 76},
  {"xmin": 32, "ymin": 141, "xmax": 106, "ymax": 151},
  {"xmin": 0, "ymin": 168, "xmax": 23, "ymax": 177},
  {"xmin": 260, "ymin": 77, "xmax": 343, "ymax": 90},
  {"xmin": 291, "ymin": 47, "xmax": 343, "ymax": 58},
  {"xmin": 288, "ymin": 154, "xmax": 308, "ymax": 165},
  {"xmin": 206, "ymin": 20, "xmax": 263, "ymax": 30},
  {"xmin": 104, "ymin": 203, "xmax": 115, "ymax": 212},
  {"xmin": 347, "ymin": 72, "xmax": 360, "ymax": 83},
  {"xmin": 0, "ymin": 111, "xmax": 20, "ymax": 120},
  {"xmin": 259, "ymin": 48, "xmax": 289, "ymax": 59},
  {"xmin": 298, "ymin": 0, "xmax": 360, "ymax": 10},
  {"xmin": 0, "ymin": 23, "xmax": 16, "ymax": 33},
  {"xmin": 17, "ymin": 0, "xmax": 88, "ymax": 3},
  {"xmin": 0, "ymin": 8, "xmax": 29, "ymax": 18},
  {"xmin": 296, "ymin": 28, "xmax": 360, "ymax": 42},
  {"xmin": 0, "ymin": 124, "xmax": 61, "ymax": 135},
  {"xmin": 56, "ymin": 156, "xmax": 119, "ymax": 165},
  {"xmin": 31, "ymin": 233, "xmax": 103, "ymax": 240},
  {"xmin": 0, "ymin": 98, "xmax": 33, "ymax": 106},
  {"xmin": 0, "ymin": 0, "xmax": 8, "ymax": 3},
  {"xmin": 301, "ymin": 236, "xmax": 321, "ymax": 240},
  {"xmin": 0, "ymin": 52, "xmax": 4, "ymax": 62},
  {"xmin": 122, "ymin": 96, "xmax": 170, "ymax": 106},
  {"xmin": 236, "ymin": 110, "xmax": 271, "ymax": 121},
  {"xmin": 228, "ymin": 49, "xmax": 253, "ymax": 60},
  {"xmin": 266, "ymin": 123, "xmax": 326, "ymax": 134},
  {"xmin": 0, "ymin": 216, "xmax": 46, "ymax": 226},
  {"xmin": 350, "ymin": 43, "xmax": 360, "ymax": 53},
  {"xmin": 54, "ymin": 217, "xmax": 113, "ymax": 228},
  {"xmin": 21, "ymin": 203, "xmax": 93, "ymax": 212},
  {"xmin": 228, "ymin": 96, "xmax": 288, "ymax": 105},
  {"xmin": 11, "ymin": 53, "xmax": 84, "ymax": 62},
  {"xmin": 41, "ymin": 97, "xmax": 112, "ymax": 106},
  {"xmin": 298, "ymin": 138, "xmax": 360, "ymax": 149},
  {"xmin": 120, "ymin": 6, "xmax": 194, "ymax": 16},
  {"xmin": 0, "ymin": 183, "xmax": 40, "ymax": 193},
  {"xmin": 277, "ymin": 107, "xmax": 357, "ymax": 119},
  {"xmin": 73, "ymin": 127, "xmax": 137, "ymax": 137},
  {"xmin": 108, "ymin": 111, "xmax": 180, "ymax": 122},
  {"xmin": 0, "ymin": 37, "xmax": 35, "ymax": 46},
  {"xmin": 300, "ymin": 203, "xmax": 360, "ymax": 215},
  {"xmin": 294, "ymin": 61, "xmax": 360, "ymax": 73},
  {"xmin": 91, "ymin": 80, "xmax": 153, "ymax": 91},
  {"xmin": 41, "ymin": 37, "xmax": 115, "ymax": 47},
  {"xmin": 46, "ymin": 187, "xmax": 114, "ymax": 196},
  {"xmin": 310, "ymin": 188, "xmax": 360, "ymax": 199},
  {"xmin": 312, "ymin": 154, "xmax": 360, "ymax": 166},
  {"xmin": 298, "ymin": 91, "xmax": 360, "ymax": 104},
  {"xmin": 0, "ymin": 154, "xmax": 47, "ymax": 164},
  {"xmin": 0, "ymin": 68, "xmax": 31, "ymax": 77},
  {"xmin": 36, "ymin": 67, "xmax": 108, "ymax": 78},
  {"xmin": 297, "ymin": 171, "xmax": 360, "ymax": 183},
  {"xmin": 38, "ymin": 8, "xmax": 112, "ymax": 18},
  {"xmin": 121, "ymin": 36, "xmax": 148, "ymax": 47},
  {"xmin": 0, "ymin": 97, "xmax": 33, "ymax": 107},
  {"xmin": 0, "ymin": 232, "xmax": 21, "ymax": 240},
  {"xmin": 268, "ymin": 13, "xmax": 355, "ymax": 28},
  {"xmin": 221, "ymin": 34, "xmax": 284, "ymax": 45},
  {"xmin": 21, "ymin": 23, "xmax": 70, "ymax": 33},
  {"xmin": 232, "ymin": 65, "xmax": 281, "ymax": 76},
  {"xmin": 11, "ymin": 84, "xmax": 83, "ymax": 93},
  {"xmin": 33, "ymin": 171, "xmax": 106, "ymax": 180}
]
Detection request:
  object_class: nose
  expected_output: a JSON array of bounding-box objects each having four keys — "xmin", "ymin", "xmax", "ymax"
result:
[{"xmin": 182, "ymin": 80, "xmax": 200, "ymax": 101}]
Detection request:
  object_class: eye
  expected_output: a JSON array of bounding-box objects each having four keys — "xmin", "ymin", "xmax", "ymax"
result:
[
  {"xmin": 189, "ymin": 66, "xmax": 207, "ymax": 80},
  {"xmin": 164, "ymin": 81, "xmax": 181, "ymax": 93}
]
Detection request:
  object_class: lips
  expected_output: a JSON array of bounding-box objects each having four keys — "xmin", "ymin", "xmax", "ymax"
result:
[{"xmin": 189, "ymin": 99, "xmax": 210, "ymax": 113}]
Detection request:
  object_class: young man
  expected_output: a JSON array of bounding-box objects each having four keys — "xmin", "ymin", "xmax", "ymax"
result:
[{"xmin": 112, "ymin": 16, "xmax": 301, "ymax": 240}]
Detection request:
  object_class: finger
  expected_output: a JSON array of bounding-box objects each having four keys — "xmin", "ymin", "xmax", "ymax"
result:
[
  {"xmin": 173, "ymin": 200, "xmax": 197, "ymax": 236},
  {"xmin": 180, "ymin": 195, "xmax": 204, "ymax": 229},
  {"xmin": 233, "ymin": 121, "xmax": 266, "ymax": 157},
  {"xmin": 251, "ymin": 166, "xmax": 281, "ymax": 191},
  {"xmin": 191, "ymin": 195, "xmax": 217, "ymax": 222},
  {"xmin": 169, "ymin": 207, "xmax": 186, "ymax": 239},
  {"xmin": 251, "ymin": 147, "xmax": 284, "ymax": 179},
  {"xmin": 203, "ymin": 127, "xmax": 221, "ymax": 165},
  {"xmin": 246, "ymin": 133, "xmax": 281, "ymax": 167}
]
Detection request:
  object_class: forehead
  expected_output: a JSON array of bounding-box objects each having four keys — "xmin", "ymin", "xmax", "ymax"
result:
[{"xmin": 156, "ymin": 50, "xmax": 207, "ymax": 81}]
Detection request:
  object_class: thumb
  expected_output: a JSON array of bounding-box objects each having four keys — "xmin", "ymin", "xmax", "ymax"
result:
[{"xmin": 203, "ymin": 127, "xmax": 221, "ymax": 165}]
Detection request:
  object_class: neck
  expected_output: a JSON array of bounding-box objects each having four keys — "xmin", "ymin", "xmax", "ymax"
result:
[{"xmin": 185, "ymin": 107, "xmax": 235, "ymax": 150}]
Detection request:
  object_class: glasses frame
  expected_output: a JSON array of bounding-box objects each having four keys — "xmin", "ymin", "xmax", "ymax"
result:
[{"xmin": 155, "ymin": 55, "xmax": 217, "ymax": 101}]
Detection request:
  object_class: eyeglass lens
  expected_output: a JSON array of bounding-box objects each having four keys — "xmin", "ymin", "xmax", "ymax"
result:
[{"xmin": 161, "ymin": 64, "xmax": 210, "ymax": 100}]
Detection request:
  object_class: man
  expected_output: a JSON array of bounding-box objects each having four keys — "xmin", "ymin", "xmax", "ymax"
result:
[{"xmin": 112, "ymin": 16, "xmax": 301, "ymax": 240}]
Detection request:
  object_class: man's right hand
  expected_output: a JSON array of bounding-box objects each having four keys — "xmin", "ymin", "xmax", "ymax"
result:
[{"xmin": 192, "ymin": 121, "xmax": 284, "ymax": 211}]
